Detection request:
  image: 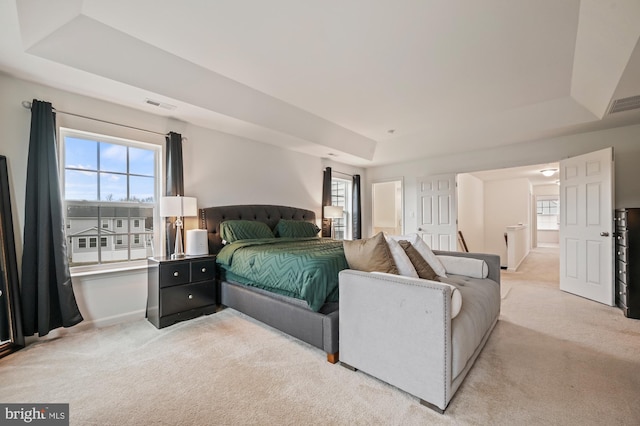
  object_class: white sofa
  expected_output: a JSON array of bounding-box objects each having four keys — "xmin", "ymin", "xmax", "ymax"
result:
[{"xmin": 338, "ymin": 250, "xmax": 501, "ymax": 413}]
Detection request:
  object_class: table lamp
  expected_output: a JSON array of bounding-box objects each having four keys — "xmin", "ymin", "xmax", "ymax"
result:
[{"xmin": 160, "ymin": 196, "xmax": 198, "ymax": 258}]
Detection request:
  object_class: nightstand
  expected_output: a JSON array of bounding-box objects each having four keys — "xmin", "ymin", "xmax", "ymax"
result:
[{"xmin": 146, "ymin": 254, "xmax": 217, "ymax": 328}]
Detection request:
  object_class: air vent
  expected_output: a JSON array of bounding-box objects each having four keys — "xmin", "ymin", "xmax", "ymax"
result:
[
  {"xmin": 144, "ymin": 98, "xmax": 177, "ymax": 110},
  {"xmin": 608, "ymin": 95, "xmax": 640, "ymax": 114}
]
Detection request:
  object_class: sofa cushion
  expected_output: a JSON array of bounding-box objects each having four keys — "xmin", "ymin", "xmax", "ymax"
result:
[
  {"xmin": 398, "ymin": 240, "xmax": 439, "ymax": 281},
  {"xmin": 387, "ymin": 233, "xmax": 447, "ymax": 278},
  {"xmin": 437, "ymin": 255, "xmax": 489, "ymax": 279},
  {"xmin": 441, "ymin": 275, "xmax": 500, "ymax": 380},
  {"xmin": 343, "ymin": 232, "xmax": 398, "ymax": 274},
  {"xmin": 385, "ymin": 237, "xmax": 419, "ymax": 278}
]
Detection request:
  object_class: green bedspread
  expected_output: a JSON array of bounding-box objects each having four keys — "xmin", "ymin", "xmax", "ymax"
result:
[{"xmin": 216, "ymin": 238, "xmax": 348, "ymax": 311}]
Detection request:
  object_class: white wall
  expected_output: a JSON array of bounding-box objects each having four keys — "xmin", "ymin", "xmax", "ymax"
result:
[
  {"xmin": 0, "ymin": 73, "xmax": 364, "ymax": 330},
  {"xmin": 366, "ymin": 123, "xmax": 640, "ymax": 257},
  {"xmin": 457, "ymin": 173, "xmax": 485, "ymax": 252},
  {"xmin": 484, "ymin": 178, "xmax": 531, "ymax": 266}
]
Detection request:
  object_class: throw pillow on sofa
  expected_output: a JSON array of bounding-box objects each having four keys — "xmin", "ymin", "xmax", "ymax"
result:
[
  {"xmin": 387, "ymin": 233, "xmax": 447, "ymax": 278},
  {"xmin": 437, "ymin": 255, "xmax": 489, "ymax": 279},
  {"xmin": 343, "ymin": 232, "xmax": 398, "ymax": 274},
  {"xmin": 385, "ymin": 236, "xmax": 419, "ymax": 278},
  {"xmin": 398, "ymin": 240, "xmax": 439, "ymax": 281}
]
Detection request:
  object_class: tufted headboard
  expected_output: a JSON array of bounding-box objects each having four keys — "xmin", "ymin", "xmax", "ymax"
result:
[{"xmin": 199, "ymin": 204, "xmax": 316, "ymax": 254}]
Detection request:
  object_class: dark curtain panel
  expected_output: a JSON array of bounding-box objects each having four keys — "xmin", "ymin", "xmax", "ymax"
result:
[
  {"xmin": 165, "ymin": 132, "xmax": 184, "ymax": 256},
  {"xmin": 321, "ymin": 167, "xmax": 332, "ymax": 237},
  {"xmin": 352, "ymin": 174, "xmax": 362, "ymax": 240},
  {"xmin": 21, "ymin": 99, "xmax": 83, "ymax": 337}
]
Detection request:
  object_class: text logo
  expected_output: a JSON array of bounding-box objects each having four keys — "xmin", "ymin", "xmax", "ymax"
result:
[{"xmin": 1, "ymin": 404, "xmax": 68, "ymax": 425}]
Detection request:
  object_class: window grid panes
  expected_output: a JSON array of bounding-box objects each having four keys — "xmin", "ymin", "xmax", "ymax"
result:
[
  {"xmin": 61, "ymin": 128, "xmax": 159, "ymax": 268},
  {"xmin": 536, "ymin": 199, "xmax": 560, "ymax": 231},
  {"xmin": 330, "ymin": 178, "xmax": 352, "ymax": 240}
]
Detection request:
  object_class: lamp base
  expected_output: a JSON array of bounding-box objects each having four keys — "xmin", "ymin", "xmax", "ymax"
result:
[{"xmin": 172, "ymin": 218, "xmax": 185, "ymax": 259}]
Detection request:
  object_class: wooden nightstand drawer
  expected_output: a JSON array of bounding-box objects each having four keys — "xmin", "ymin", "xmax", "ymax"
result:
[
  {"xmin": 159, "ymin": 262, "xmax": 190, "ymax": 288},
  {"xmin": 191, "ymin": 259, "xmax": 216, "ymax": 282},
  {"xmin": 147, "ymin": 254, "xmax": 218, "ymax": 328},
  {"xmin": 161, "ymin": 281, "xmax": 216, "ymax": 316}
]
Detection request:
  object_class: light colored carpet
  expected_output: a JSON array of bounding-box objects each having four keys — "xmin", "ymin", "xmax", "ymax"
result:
[{"xmin": 2, "ymin": 247, "xmax": 640, "ymax": 425}]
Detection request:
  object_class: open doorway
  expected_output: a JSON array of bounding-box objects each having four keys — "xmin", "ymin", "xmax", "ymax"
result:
[
  {"xmin": 372, "ymin": 179, "xmax": 403, "ymax": 236},
  {"xmin": 458, "ymin": 162, "xmax": 559, "ymax": 270}
]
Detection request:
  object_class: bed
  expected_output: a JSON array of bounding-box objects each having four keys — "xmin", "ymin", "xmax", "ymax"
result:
[{"xmin": 199, "ymin": 204, "xmax": 344, "ymax": 363}]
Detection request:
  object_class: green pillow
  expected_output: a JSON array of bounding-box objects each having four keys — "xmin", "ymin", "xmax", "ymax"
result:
[
  {"xmin": 220, "ymin": 220, "xmax": 274, "ymax": 243},
  {"xmin": 274, "ymin": 219, "xmax": 320, "ymax": 238}
]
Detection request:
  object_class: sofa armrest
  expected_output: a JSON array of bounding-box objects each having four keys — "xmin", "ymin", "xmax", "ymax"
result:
[
  {"xmin": 434, "ymin": 250, "xmax": 501, "ymax": 284},
  {"xmin": 339, "ymin": 269, "xmax": 453, "ymax": 409}
]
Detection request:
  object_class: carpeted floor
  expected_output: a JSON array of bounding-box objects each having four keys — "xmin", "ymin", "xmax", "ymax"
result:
[{"xmin": 1, "ymin": 246, "xmax": 640, "ymax": 425}]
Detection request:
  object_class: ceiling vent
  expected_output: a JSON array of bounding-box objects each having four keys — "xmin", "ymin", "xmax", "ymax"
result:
[
  {"xmin": 608, "ymin": 95, "xmax": 640, "ymax": 114},
  {"xmin": 145, "ymin": 98, "xmax": 177, "ymax": 110}
]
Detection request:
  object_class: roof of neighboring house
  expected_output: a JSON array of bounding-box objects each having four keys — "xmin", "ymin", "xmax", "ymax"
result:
[
  {"xmin": 67, "ymin": 205, "xmax": 150, "ymax": 219},
  {"xmin": 69, "ymin": 227, "xmax": 116, "ymax": 237}
]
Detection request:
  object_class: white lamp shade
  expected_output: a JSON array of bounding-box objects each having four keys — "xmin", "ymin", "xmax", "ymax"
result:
[
  {"xmin": 159, "ymin": 196, "xmax": 198, "ymax": 217},
  {"xmin": 324, "ymin": 205, "xmax": 344, "ymax": 219}
]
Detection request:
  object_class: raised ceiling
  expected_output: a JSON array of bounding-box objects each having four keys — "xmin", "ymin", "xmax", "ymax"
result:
[{"xmin": 1, "ymin": 1, "xmax": 640, "ymax": 166}]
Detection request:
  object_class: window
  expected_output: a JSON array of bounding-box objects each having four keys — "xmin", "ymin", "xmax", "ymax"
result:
[
  {"xmin": 330, "ymin": 178, "xmax": 352, "ymax": 240},
  {"xmin": 134, "ymin": 235, "xmax": 140, "ymax": 244},
  {"xmin": 536, "ymin": 198, "xmax": 559, "ymax": 231},
  {"xmin": 61, "ymin": 128, "xmax": 160, "ymax": 268}
]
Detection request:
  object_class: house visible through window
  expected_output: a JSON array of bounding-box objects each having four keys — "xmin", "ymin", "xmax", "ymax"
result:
[
  {"xmin": 330, "ymin": 178, "xmax": 352, "ymax": 240},
  {"xmin": 61, "ymin": 128, "xmax": 160, "ymax": 268}
]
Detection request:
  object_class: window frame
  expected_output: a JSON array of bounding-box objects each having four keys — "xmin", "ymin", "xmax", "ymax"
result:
[
  {"xmin": 330, "ymin": 177, "xmax": 353, "ymax": 240},
  {"xmin": 59, "ymin": 127, "xmax": 162, "ymax": 274}
]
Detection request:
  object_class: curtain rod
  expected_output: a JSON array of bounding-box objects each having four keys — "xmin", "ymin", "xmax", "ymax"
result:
[
  {"xmin": 326, "ymin": 168, "xmax": 354, "ymax": 177},
  {"xmin": 21, "ymin": 100, "xmax": 168, "ymax": 137}
]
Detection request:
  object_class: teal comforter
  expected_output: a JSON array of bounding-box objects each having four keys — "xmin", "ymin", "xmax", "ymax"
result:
[{"xmin": 216, "ymin": 238, "xmax": 347, "ymax": 311}]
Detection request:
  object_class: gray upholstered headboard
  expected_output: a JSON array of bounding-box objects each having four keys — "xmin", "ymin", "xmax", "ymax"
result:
[{"xmin": 199, "ymin": 204, "xmax": 316, "ymax": 254}]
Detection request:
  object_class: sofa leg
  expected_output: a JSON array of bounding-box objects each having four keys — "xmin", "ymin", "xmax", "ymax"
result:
[
  {"xmin": 419, "ymin": 399, "xmax": 445, "ymax": 414},
  {"xmin": 327, "ymin": 352, "xmax": 339, "ymax": 364},
  {"xmin": 340, "ymin": 361, "xmax": 357, "ymax": 371}
]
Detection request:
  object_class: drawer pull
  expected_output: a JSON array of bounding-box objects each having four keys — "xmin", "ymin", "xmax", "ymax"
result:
[
  {"xmin": 201, "ymin": 267, "xmax": 206, "ymax": 273},
  {"xmin": 173, "ymin": 271, "xmax": 179, "ymax": 277},
  {"xmin": 619, "ymin": 270, "xmax": 623, "ymax": 274},
  {"xmin": 188, "ymin": 294, "xmax": 193, "ymax": 300}
]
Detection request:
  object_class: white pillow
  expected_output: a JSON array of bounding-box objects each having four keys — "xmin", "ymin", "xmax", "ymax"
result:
[
  {"xmin": 384, "ymin": 236, "xmax": 419, "ymax": 278},
  {"xmin": 440, "ymin": 282, "xmax": 462, "ymax": 318},
  {"xmin": 437, "ymin": 255, "xmax": 489, "ymax": 279},
  {"xmin": 387, "ymin": 233, "xmax": 447, "ymax": 278}
]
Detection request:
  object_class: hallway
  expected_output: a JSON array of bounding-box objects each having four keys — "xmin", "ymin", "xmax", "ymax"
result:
[{"xmin": 501, "ymin": 245, "xmax": 560, "ymax": 289}]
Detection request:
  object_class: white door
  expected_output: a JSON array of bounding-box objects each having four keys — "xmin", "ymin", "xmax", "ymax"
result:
[
  {"xmin": 560, "ymin": 147, "xmax": 614, "ymax": 306},
  {"xmin": 417, "ymin": 174, "xmax": 457, "ymax": 250}
]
